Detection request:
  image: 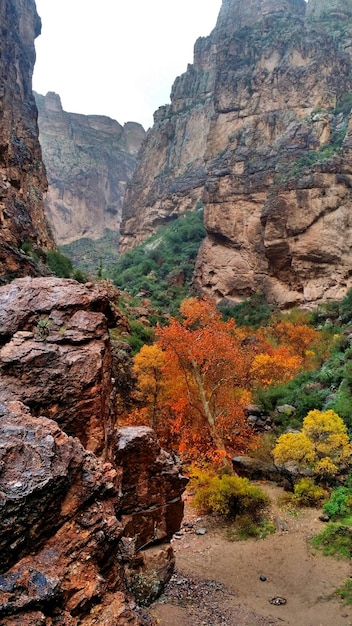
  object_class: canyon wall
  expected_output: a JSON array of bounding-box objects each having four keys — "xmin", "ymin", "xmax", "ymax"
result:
[
  {"xmin": 35, "ymin": 92, "xmax": 145, "ymax": 245},
  {"xmin": 0, "ymin": 0, "xmax": 55, "ymax": 283},
  {"xmin": 120, "ymin": 0, "xmax": 352, "ymax": 308}
]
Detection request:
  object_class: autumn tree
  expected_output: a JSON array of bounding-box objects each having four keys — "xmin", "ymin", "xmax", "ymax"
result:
[
  {"xmin": 273, "ymin": 409, "xmax": 352, "ymax": 478},
  {"xmin": 264, "ymin": 317, "xmax": 325, "ymax": 368},
  {"xmin": 155, "ymin": 297, "xmax": 256, "ymax": 462},
  {"xmin": 120, "ymin": 344, "xmax": 173, "ymax": 448},
  {"xmin": 125, "ymin": 298, "xmax": 323, "ymax": 465}
]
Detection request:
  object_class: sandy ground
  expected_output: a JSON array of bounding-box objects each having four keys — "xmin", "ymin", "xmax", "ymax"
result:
[{"xmin": 151, "ymin": 484, "xmax": 352, "ymax": 626}]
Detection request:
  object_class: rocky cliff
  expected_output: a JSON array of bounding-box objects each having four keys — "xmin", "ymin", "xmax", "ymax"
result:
[
  {"xmin": 0, "ymin": 0, "xmax": 55, "ymax": 283},
  {"xmin": 120, "ymin": 0, "xmax": 352, "ymax": 308},
  {"xmin": 35, "ymin": 92, "xmax": 145, "ymax": 246},
  {"xmin": 0, "ymin": 277, "xmax": 187, "ymax": 625}
]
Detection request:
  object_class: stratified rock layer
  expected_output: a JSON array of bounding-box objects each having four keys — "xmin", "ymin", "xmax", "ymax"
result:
[
  {"xmin": 120, "ymin": 0, "xmax": 352, "ymax": 308},
  {"xmin": 0, "ymin": 278, "xmax": 187, "ymax": 625},
  {"xmin": 35, "ymin": 92, "xmax": 145, "ymax": 245},
  {"xmin": 0, "ymin": 0, "xmax": 55, "ymax": 283}
]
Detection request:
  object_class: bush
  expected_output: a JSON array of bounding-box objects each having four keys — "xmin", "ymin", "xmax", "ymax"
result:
[
  {"xmin": 192, "ymin": 473, "xmax": 270, "ymax": 520},
  {"xmin": 233, "ymin": 515, "xmax": 275, "ymax": 540},
  {"xmin": 336, "ymin": 579, "xmax": 352, "ymax": 604},
  {"xmin": 127, "ymin": 320, "xmax": 155, "ymax": 355},
  {"xmin": 218, "ymin": 293, "xmax": 274, "ymax": 329},
  {"xmin": 46, "ymin": 250, "xmax": 73, "ymax": 278},
  {"xmin": 273, "ymin": 409, "xmax": 352, "ymax": 479},
  {"xmin": 293, "ymin": 478, "xmax": 327, "ymax": 507},
  {"xmin": 312, "ymin": 523, "xmax": 352, "ymax": 559},
  {"xmin": 323, "ymin": 482, "xmax": 352, "ymax": 521}
]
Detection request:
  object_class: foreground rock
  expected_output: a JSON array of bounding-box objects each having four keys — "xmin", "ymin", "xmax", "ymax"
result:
[
  {"xmin": 0, "ymin": 278, "xmax": 187, "ymax": 624},
  {"xmin": 0, "ymin": 277, "xmax": 119, "ymax": 455}
]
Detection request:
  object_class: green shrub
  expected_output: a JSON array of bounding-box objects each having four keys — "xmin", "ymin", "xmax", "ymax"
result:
[
  {"xmin": 192, "ymin": 474, "xmax": 270, "ymax": 520},
  {"xmin": 127, "ymin": 320, "xmax": 155, "ymax": 355},
  {"xmin": 125, "ymin": 569, "xmax": 160, "ymax": 607},
  {"xmin": 61, "ymin": 228, "xmax": 120, "ymax": 276},
  {"xmin": 46, "ymin": 250, "xmax": 73, "ymax": 278},
  {"xmin": 293, "ymin": 478, "xmax": 327, "ymax": 507},
  {"xmin": 255, "ymin": 371, "xmax": 329, "ymax": 425},
  {"xmin": 323, "ymin": 483, "xmax": 352, "ymax": 521},
  {"xmin": 218, "ymin": 293, "xmax": 274, "ymax": 329},
  {"xmin": 312, "ymin": 523, "xmax": 352, "ymax": 559},
  {"xmin": 233, "ymin": 515, "xmax": 275, "ymax": 540},
  {"xmin": 336, "ymin": 579, "xmax": 352, "ymax": 604}
]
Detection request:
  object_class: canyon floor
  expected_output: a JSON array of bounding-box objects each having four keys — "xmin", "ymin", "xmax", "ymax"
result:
[{"xmin": 151, "ymin": 484, "xmax": 352, "ymax": 626}]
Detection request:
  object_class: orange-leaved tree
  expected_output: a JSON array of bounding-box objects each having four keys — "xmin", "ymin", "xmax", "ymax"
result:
[
  {"xmin": 154, "ymin": 298, "xmax": 257, "ymax": 463},
  {"xmin": 125, "ymin": 298, "xmax": 323, "ymax": 464}
]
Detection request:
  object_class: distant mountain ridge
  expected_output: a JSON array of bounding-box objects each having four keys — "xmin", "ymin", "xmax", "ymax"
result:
[{"xmin": 35, "ymin": 91, "xmax": 145, "ymax": 246}]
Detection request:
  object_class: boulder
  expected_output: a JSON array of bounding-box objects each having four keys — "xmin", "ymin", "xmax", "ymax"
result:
[{"xmin": 0, "ymin": 278, "xmax": 188, "ymax": 624}]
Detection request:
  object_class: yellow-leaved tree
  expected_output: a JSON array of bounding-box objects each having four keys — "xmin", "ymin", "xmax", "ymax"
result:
[{"xmin": 273, "ymin": 409, "xmax": 352, "ymax": 478}]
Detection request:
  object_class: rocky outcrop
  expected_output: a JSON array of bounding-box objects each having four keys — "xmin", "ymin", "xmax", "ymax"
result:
[
  {"xmin": 0, "ymin": 0, "xmax": 55, "ymax": 283},
  {"xmin": 35, "ymin": 92, "xmax": 145, "ymax": 245},
  {"xmin": 0, "ymin": 278, "xmax": 187, "ymax": 624},
  {"xmin": 120, "ymin": 0, "xmax": 352, "ymax": 308},
  {"xmin": 0, "ymin": 277, "xmax": 119, "ymax": 455}
]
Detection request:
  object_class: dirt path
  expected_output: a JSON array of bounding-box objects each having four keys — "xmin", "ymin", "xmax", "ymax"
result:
[{"xmin": 151, "ymin": 484, "xmax": 352, "ymax": 626}]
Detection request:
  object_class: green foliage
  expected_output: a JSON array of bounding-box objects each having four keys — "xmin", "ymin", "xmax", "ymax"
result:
[
  {"xmin": 292, "ymin": 478, "xmax": 327, "ymax": 507},
  {"xmin": 255, "ymin": 371, "xmax": 329, "ymax": 426},
  {"xmin": 21, "ymin": 241, "xmax": 32, "ymax": 254},
  {"xmin": 335, "ymin": 92, "xmax": 352, "ymax": 116},
  {"xmin": 46, "ymin": 250, "xmax": 73, "ymax": 278},
  {"xmin": 72, "ymin": 268, "xmax": 87, "ymax": 283},
  {"xmin": 109, "ymin": 209, "xmax": 206, "ymax": 314},
  {"xmin": 127, "ymin": 321, "xmax": 155, "ymax": 355},
  {"xmin": 312, "ymin": 523, "xmax": 352, "ymax": 560},
  {"xmin": 277, "ymin": 94, "xmax": 350, "ymax": 183},
  {"xmin": 192, "ymin": 473, "xmax": 270, "ymax": 520},
  {"xmin": 323, "ymin": 478, "xmax": 352, "ymax": 521},
  {"xmin": 218, "ymin": 293, "xmax": 274, "ymax": 328},
  {"xmin": 35, "ymin": 317, "xmax": 52, "ymax": 341},
  {"xmin": 336, "ymin": 579, "xmax": 352, "ymax": 605},
  {"xmin": 61, "ymin": 228, "xmax": 120, "ymax": 276},
  {"xmin": 231, "ymin": 515, "xmax": 275, "ymax": 540}
]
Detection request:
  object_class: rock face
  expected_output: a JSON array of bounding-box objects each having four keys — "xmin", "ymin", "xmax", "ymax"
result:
[
  {"xmin": 0, "ymin": 0, "xmax": 55, "ymax": 283},
  {"xmin": 35, "ymin": 92, "xmax": 145, "ymax": 245},
  {"xmin": 120, "ymin": 0, "xmax": 352, "ymax": 308},
  {"xmin": 0, "ymin": 278, "xmax": 187, "ymax": 624}
]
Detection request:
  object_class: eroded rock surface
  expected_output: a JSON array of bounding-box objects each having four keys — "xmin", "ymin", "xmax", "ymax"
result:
[
  {"xmin": 0, "ymin": 277, "xmax": 119, "ymax": 455},
  {"xmin": 0, "ymin": 0, "xmax": 55, "ymax": 283},
  {"xmin": 0, "ymin": 278, "xmax": 187, "ymax": 624},
  {"xmin": 35, "ymin": 92, "xmax": 145, "ymax": 246},
  {"xmin": 120, "ymin": 0, "xmax": 352, "ymax": 308}
]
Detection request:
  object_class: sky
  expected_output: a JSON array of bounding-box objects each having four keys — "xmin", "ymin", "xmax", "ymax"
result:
[{"xmin": 33, "ymin": 0, "xmax": 222, "ymax": 130}]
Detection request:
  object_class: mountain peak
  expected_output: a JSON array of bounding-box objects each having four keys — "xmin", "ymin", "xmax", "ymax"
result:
[{"xmin": 215, "ymin": 0, "xmax": 306, "ymax": 34}]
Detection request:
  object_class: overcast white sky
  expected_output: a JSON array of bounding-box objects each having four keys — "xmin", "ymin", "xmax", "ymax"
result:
[{"xmin": 33, "ymin": 0, "xmax": 222, "ymax": 130}]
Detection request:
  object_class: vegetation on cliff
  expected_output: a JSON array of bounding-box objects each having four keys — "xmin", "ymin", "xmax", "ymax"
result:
[{"xmin": 109, "ymin": 208, "xmax": 206, "ymax": 314}]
